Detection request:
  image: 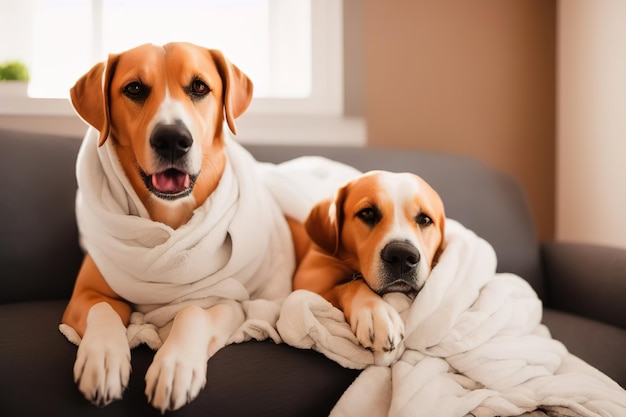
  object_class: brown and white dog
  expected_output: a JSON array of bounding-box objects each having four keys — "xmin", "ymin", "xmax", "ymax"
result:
[
  {"xmin": 61, "ymin": 42, "xmax": 307, "ymax": 412},
  {"xmin": 294, "ymin": 171, "xmax": 445, "ymax": 356}
]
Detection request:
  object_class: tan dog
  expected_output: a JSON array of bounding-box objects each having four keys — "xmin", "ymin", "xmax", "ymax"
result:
[
  {"xmin": 294, "ymin": 171, "xmax": 445, "ymax": 357},
  {"xmin": 61, "ymin": 42, "xmax": 307, "ymax": 412}
]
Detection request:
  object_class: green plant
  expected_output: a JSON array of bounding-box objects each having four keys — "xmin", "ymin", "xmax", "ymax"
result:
[{"xmin": 0, "ymin": 60, "xmax": 30, "ymax": 81}]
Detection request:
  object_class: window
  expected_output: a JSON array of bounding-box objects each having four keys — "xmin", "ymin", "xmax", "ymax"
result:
[
  {"xmin": 0, "ymin": 0, "xmax": 365, "ymax": 145},
  {"xmin": 29, "ymin": 0, "xmax": 311, "ymax": 100},
  {"xmin": 1, "ymin": 0, "xmax": 344, "ymax": 116}
]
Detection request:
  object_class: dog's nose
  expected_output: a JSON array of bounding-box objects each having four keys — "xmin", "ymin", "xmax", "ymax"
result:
[
  {"xmin": 150, "ymin": 123, "xmax": 193, "ymax": 161},
  {"xmin": 381, "ymin": 241, "xmax": 420, "ymax": 275}
]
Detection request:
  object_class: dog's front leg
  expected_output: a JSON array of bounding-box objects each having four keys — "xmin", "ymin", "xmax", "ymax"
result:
[
  {"xmin": 337, "ymin": 280, "xmax": 405, "ymax": 365},
  {"xmin": 145, "ymin": 302, "xmax": 245, "ymax": 413},
  {"xmin": 74, "ymin": 302, "xmax": 131, "ymax": 406}
]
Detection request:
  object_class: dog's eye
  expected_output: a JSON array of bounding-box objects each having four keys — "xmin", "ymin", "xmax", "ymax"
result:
[
  {"xmin": 123, "ymin": 81, "xmax": 149, "ymax": 101},
  {"xmin": 415, "ymin": 213, "xmax": 433, "ymax": 228},
  {"xmin": 356, "ymin": 207, "xmax": 381, "ymax": 227},
  {"xmin": 189, "ymin": 79, "xmax": 210, "ymax": 98}
]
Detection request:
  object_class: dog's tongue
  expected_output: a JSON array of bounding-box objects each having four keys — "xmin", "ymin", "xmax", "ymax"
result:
[{"xmin": 152, "ymin": 169, "xmax": 191, "ymax": 193}]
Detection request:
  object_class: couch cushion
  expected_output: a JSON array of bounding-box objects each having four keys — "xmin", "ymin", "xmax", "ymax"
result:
[
  {"xmin": 0, "ymin": 300, "xmax": 360, "ymax": 417},
  {"xmin": 0, "ymin": 129, "xmax": 545, "ymax": 300},
  {"xmin": 543, "ymin": 308, "xmax": 626, "ymax": 387}
]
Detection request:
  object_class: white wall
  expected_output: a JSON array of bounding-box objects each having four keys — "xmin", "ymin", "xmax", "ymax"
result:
[
  {"xmin": 0, "ymin": 1, "xmax": 35, "ymax": 65},
  {"xmin": 557, "ymin": 0, "xmax": 626, "ymax": 249}
]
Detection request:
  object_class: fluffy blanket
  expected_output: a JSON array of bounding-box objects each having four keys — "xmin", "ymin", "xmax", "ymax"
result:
[
  {"xmin": 60, "ymin": 127, "xmax": 359, "ymax": 348},
  {"xmin": 60, "ymin": 130, "xmax": 625, "ymax": 416},
  {"xmin": 276, "ymin": 219, "xmax": 626, "ymax": 417}
]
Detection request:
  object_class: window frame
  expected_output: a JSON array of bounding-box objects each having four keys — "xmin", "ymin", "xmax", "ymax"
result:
[
  {"xmin": 0, "ymin": 0, "xmax": 365, "ymax": 145},
  {"xmin": 249, "ymin": 0, "xmax": 344, "ymax": 116}
]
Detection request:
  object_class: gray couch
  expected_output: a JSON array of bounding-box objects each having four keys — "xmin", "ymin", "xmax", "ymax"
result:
[{"xmin": 1, "ymin": 128, "xmax": 624, "ymax": 417}]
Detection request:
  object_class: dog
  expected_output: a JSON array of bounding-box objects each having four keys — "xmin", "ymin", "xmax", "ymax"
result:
[
  {"xmin": 293, "ymin": 171, "xmax": 445, "ymax": 358},
  {"xmin": 61, "ymin": 42, "xmax": 308, "ymax": 412}
]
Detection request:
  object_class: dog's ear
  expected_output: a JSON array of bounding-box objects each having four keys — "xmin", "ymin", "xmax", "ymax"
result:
[
  {"xmin": 430, "ymin": 190, "xmax": 447, "ymax": 266},
  {"xmin": 305, "ymin": 185, "xmax": 348, "ymax": 256},
  {"xmin": 70, "ymin": 54, "xmax": 119, "ymax": 146},
  {"xmin": 209, "ymin": 49, "xmax": 254, "ymax": 135},
  {"xmin": 432, "ymin": 215, "xmax": 446, "ymax": 265}
]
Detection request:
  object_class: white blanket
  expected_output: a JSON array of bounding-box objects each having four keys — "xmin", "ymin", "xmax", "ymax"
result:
[
  {"xmin": 277, "ymin": 219, "xmax": 626, "ymax": 417},
  {"xmin": 61, "ymin": 128, "xmax": 359, "ymax": 348}
]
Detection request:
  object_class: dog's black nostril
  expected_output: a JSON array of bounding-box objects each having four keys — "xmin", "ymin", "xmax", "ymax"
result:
[
  {"xmin": 150, "ymin": 123, "xmax": 193, "ymax": 161},
  {"xmin": 381, "ymin": 241, "xmax": 420, "ymax": 274},
  {"xmin": 405, "ymin": 253, "xmax": 419, "ymax": 267}
]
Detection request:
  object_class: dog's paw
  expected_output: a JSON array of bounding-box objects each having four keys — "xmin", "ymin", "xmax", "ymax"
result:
[
  {"xmin": 350, "ymin": 299, "xmax": 405, "ymax": 355},
  {"xmin": 145, "ymin": 342, "xmax": 208, "ymax": 413},
  {"xmin": 73, "ymin": 302, "xmax": 131, "ymax": 406}
]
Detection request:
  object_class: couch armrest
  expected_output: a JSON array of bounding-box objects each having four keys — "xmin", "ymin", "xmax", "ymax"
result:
[{"xmin": 541, "ymin": 241, "xmax": 626, "ymax": 329}]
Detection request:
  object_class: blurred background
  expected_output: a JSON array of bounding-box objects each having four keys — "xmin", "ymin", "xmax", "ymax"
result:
[{"xmin": 1, "ymin": 0, "xmax": 625, "ymax": 250}]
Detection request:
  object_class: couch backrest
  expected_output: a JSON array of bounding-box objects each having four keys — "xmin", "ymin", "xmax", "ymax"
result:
[
  {"xmin": 0, "ymin": 129, "xmax": 83, "ymax": 304},
  {"xmin": 246, "ymin": 144, "xmax": 545, "ymax": 297},
  {"xmin": 0, "ymin": 129, "xmax": 544, "ymax": 303}
]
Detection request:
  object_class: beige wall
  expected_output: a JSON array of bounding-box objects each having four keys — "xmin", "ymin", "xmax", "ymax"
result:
[
  {"xmin": 0, "ymin": 115, "xmax": 86, "ymax": 137},
  {"xmin": 362, "ymin": 0, "xmax": 556, "ymax": 241},
  {"xmin": 1, "ymin": 2, "xmax": 561, "ymax": 242},
  {"xmin": 557, "ymin": 1, "xmax": 626, "ymax": 249},
  {"xmin": 5, "ymin": 2, "xmax": 625, "ymax": 249}
]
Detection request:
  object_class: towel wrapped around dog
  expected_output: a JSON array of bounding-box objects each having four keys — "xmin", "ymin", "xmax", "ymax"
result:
[
  {"xmin": 276, "ymin": 219, "xmax": 626, "ymax": 417},
  {"xmin": 59, "ymin": 127, "xmax": 360, "ymax": 348}
]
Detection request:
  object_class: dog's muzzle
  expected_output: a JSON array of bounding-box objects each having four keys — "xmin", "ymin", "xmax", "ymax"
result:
[
  {"xmin": 378, "ymin": 240, "xmax": 421, "ymax": 294},
  {"xmin": 142, "ymin": 122, "xmax": 197, "ymax": 200}
]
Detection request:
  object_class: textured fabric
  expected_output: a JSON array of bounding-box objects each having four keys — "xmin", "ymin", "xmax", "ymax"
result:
[
  {"xmin": 543, "ymin": 309, "xmax": 626, "ymax": 386},
  {"xmin": 74, "ymin": 128, "xmax": 293, "ymax": 325},
  {"xmin": 277, "ymin": 220, "xmax": 626, "ymax": 417},
  {"xmin": 0, "ymin": 130, "xmax": 82, "ymax": 303},
  {"xmin": 1, "ymin": 128, "xmax": 624, "ymax": 416},
  {"xmin": 64, "ymin": 128, "xmax": 359, "ymax": 349},
  {"xmin": 246, "ymin": 144, "xmax": 545, "ymax": 298},
  {"xmin": 0, "ymin": 300, "xmax": 360, "ymax": 417},
  {"xmin": 542, "ymin": 242, "xmax": 626, "ymax": 329}
]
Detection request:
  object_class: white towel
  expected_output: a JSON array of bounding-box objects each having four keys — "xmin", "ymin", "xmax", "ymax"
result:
[
  {"xmin": 277, "ymin": 219, "xmax": 626, "ymax": 417},
  {"xmin": 61, "ymin": 127, "xmax": 360, "ymax": 349}
]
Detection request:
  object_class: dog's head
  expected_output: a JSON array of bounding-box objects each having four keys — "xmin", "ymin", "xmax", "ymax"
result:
[
  {"xmin": 70, "ymin": 42, "xmax": 253, "ymax": 217},
  {"xmin": 306, "ymin": 171, "xmax": 446, "ymax": 295}
]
